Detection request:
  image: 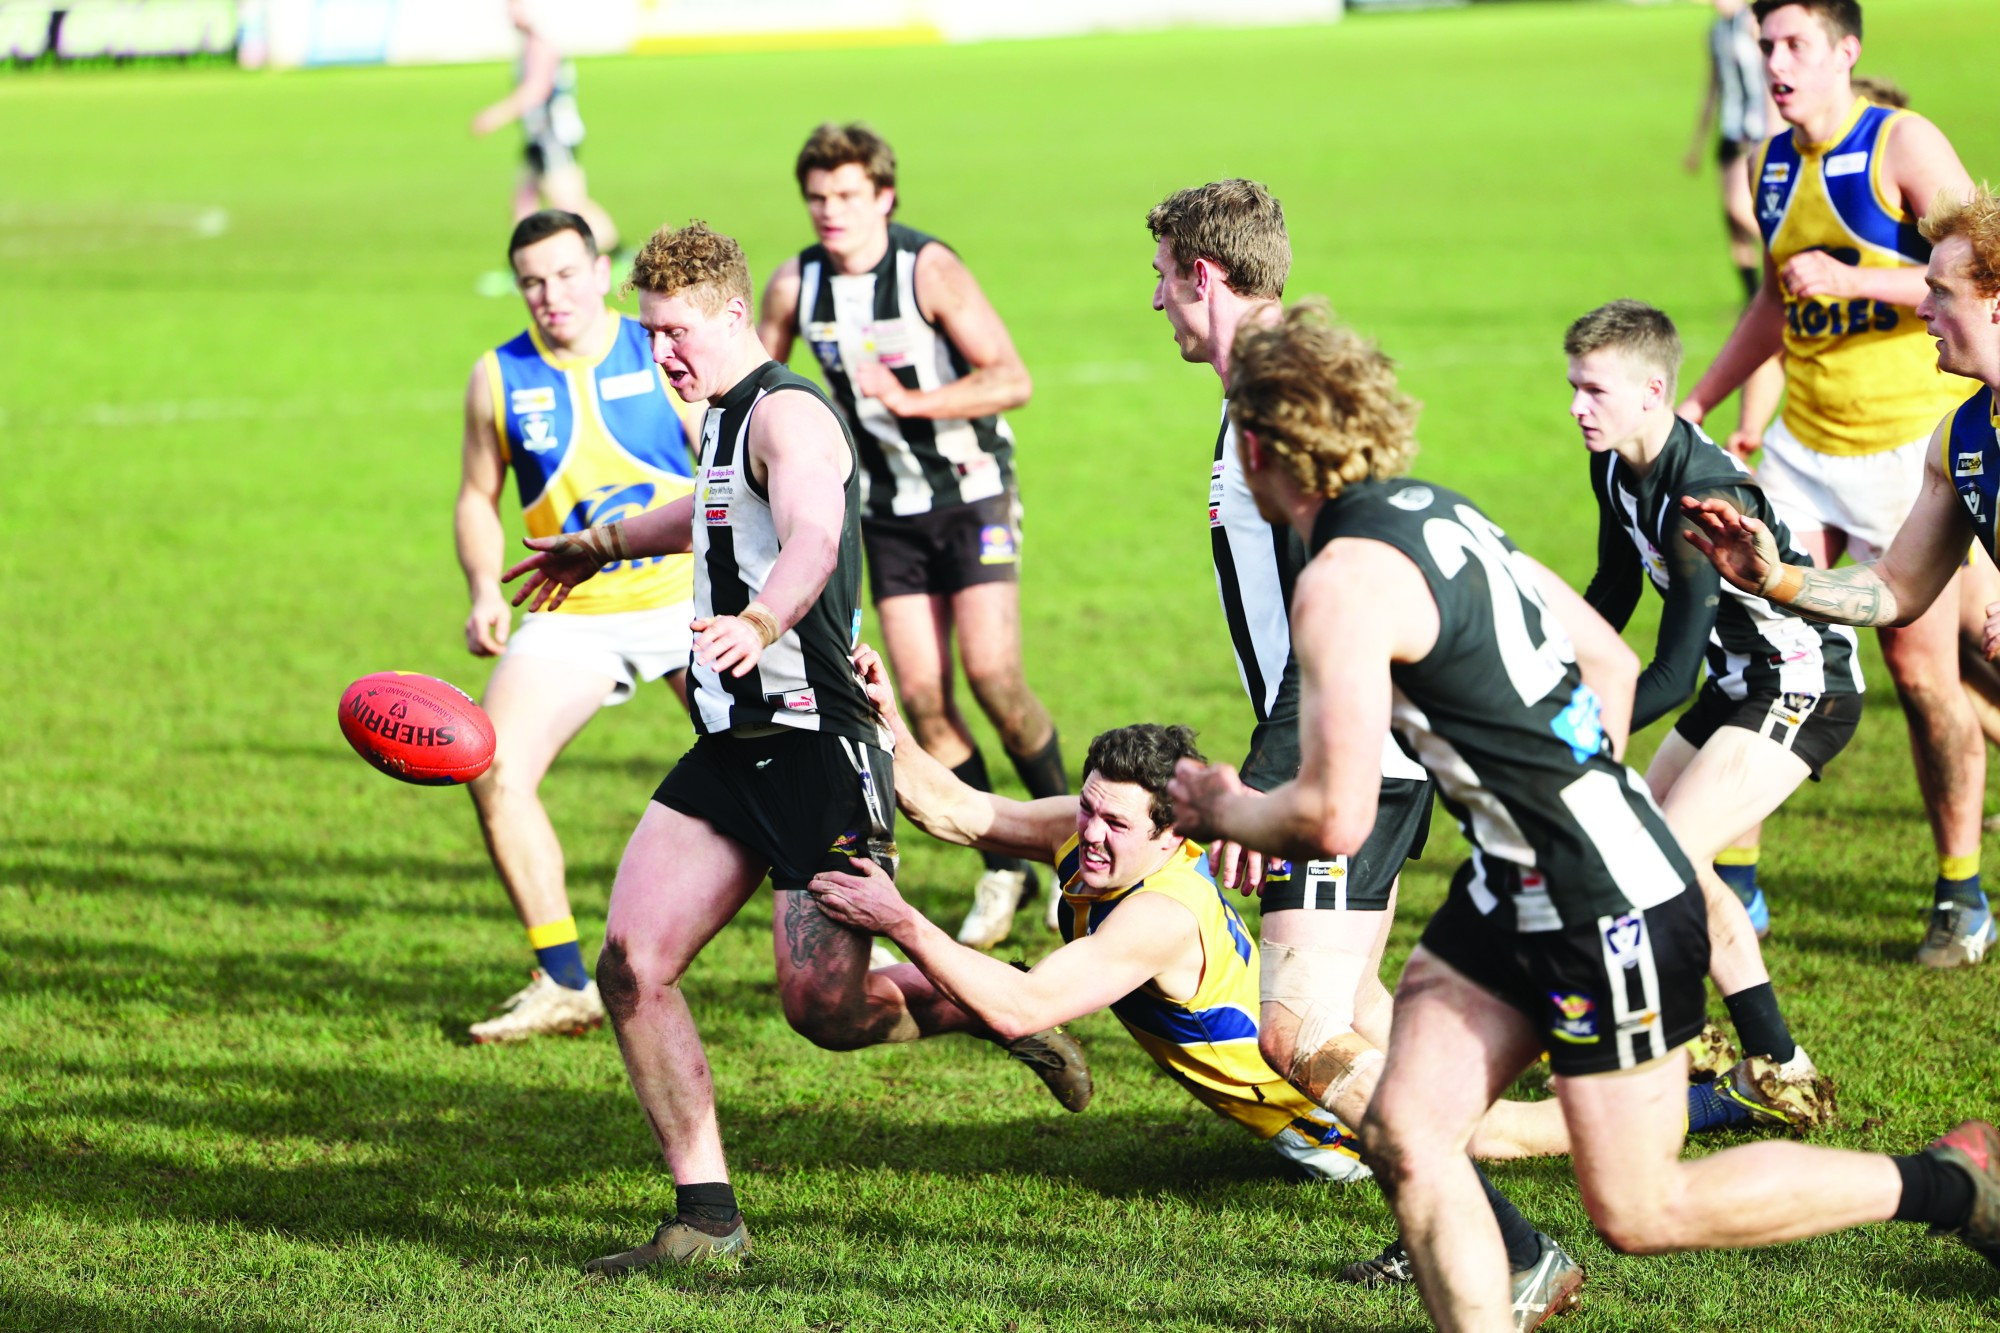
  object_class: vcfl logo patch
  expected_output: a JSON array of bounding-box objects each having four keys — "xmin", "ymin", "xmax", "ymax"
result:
[{"xmin": 1602, "ymin": 912, "xmax": 1645, "ymax": 970}]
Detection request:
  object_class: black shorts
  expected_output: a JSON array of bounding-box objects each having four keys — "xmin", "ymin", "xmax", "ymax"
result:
[
  {"xmin": 863, "ymin": 491, "xmax": 1021, "ymax": 601},
  {"xmin": 1717, "ymin": 136, "xmax": 1751, "ymax": 169},
  {"xmin": 1672, "ymin": 683, "xmax": 1859, "ymax": 781},
  {"xmin": 525, "ymin": 135, "xmax": 579, "ymax": 176},
  {"xmin": 1419, "ymin": 862, "xmax": 1710, "ymax": 1077},
  {"xmin": 653, "ymin": 730, "xmax": 896, "ymax": 890},
  {"xmin": 1262, "ymin": 776, "xmax": 1432, "ymax": 913}
]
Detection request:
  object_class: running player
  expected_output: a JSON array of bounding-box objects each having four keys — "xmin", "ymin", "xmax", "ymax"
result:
[
  {"xmin": 1676, "ymin": 0, "xmax": 1985, "ymax": 967},
  {"xmin": 1172, "ymin": 300, "xmax": 2000, "ymax": 1330},
  {"xmin": 1688, "ymin": 182, "xmax": 2000, "ymax": 964},
  {"xmin": 757, "ymin": 123, "xmax": 1068, "ymax": 949},
  {"xmin": 471, "ymin": 0, "xmax": 620, "ymax": 257},
  {"xmin": 1568, "ymin": 299, "xmax": 1843, "ymax": 1129},
  {"xmin": 455, "ymin": 210, "xmax": 699, "ymax": 1043},
  {"xmin": 503, "ymin": 221, "xmax": 1091, "ymax": 1275}
]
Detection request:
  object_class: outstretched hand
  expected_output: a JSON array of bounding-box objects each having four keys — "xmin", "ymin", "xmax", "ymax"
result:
[
  {"xmin": 502, "ymin": 529, "xmax": 619, "ymax": 612},
  {"xmin": 1679, "ymin": 495, "xmax": 1781, "ymax": 595},
  {"xmin": 807, "ymin": 856, "xmax": 912, "ymax": 936}
]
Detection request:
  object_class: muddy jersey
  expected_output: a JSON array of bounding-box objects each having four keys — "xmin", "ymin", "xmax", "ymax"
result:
[
  {"xmin": 1313, "ymin": 478, "xmax": 1694, "ymax": 930},
  {"xmin": 1584, "ymin": 419, "xmax": 1862, "ymax": 727},
  {"xmin": 689, "ymin": 361, "xmax": 883, "ymax": 746},
  {"xmin": 794, "ymin": 223, "xmax": 1017, "ymax": 519}
]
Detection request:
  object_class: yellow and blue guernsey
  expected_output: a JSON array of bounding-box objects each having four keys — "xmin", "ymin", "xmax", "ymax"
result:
[
  {"xmin": 1945, "ymin": 386, "xmax": 2000, "ymax": 561},
  {"xmin": 1753, "ymin": 98, "xmax": 1976, "ymax": 455},
  {"xmin": 1054, "ymin": 834, "xmax": 1364, "ymax": 1171},
  {"xmin": 483, "ymin": 313, "xmax": 696, "ymax": 615}
]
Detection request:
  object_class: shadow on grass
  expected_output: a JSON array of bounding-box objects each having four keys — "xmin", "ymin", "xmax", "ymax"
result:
[{"xmin": 0, "ymin": 1286, "xmax": 299, "ymax": 1333}]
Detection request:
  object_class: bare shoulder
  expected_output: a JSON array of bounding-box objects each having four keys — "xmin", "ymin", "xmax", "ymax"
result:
[
  {"xmin": 1295, "ymin": 535, "xmax": 1437, "ymax": 658},
  {"xmin": 762, "ymin": 254, "xmax": 803, "ymax": 296},
  {"xmin": 913, "ymin": 240, "xmax": 979, "ymax": 312},
  {"xmin": 465, "ymin": 357, "xmax": 495, "ymax": 418},
  {"xmin": 748, "ymin": 386, "xmax": 848, "ymax": 467}
]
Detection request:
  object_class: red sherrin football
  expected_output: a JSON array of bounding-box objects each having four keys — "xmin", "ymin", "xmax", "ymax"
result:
[{"xmin": 338, "ymin": 672, "xmax": 495, "ymax": 786}]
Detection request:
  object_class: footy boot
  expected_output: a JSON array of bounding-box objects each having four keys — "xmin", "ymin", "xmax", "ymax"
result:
[
  {"xmin": 584, "ymin": 1215, "xmax": 750, "ymax": 1278},
  {"xmin": 1337, "ymin": 1236, "xmax": 1414, "ymax": 1287},
  {"xmin": 468, "ymin": 970, "xmax": 605, "ymax": 1044},
  {"xmin": 1004, "ymin": 1024, "xmax": 1093, "ymax": 1113},
  {"xmin": 1684, "ymin": 1022, "xmax": 1740, "ymax": 1083},
  {"xmin": 1510, "ymin": 1233, "xmax": 1584, "ymax": 1331},
  {"xmin": 1923, "ymin": 1119, "xmax": 2000, "ymax": 1269},
  {"xmin": 957, "ymin": 868, "xmax": 1035, "ymax": 949},
  {"xmin": 1914, "ymin": 901, "xmax": 1997, "ymax": 970},
  {"xmin": 1713, "ymin": 1044, "xmax": 1836, "ymax": 1132}
]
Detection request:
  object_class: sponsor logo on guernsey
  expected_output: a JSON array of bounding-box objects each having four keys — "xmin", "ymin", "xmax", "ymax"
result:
[
  {"xmin": 1957, "ymin": 453, "xmax": 1984, "ymax": 477},
  {"xmin": 1762, "ymin": 161, "xmax": 1789, "ymax": 183},
  {"xmin": 1602, "ymin": 912, "xmax": 1646, "ymax": 970},
  {"xmin": 1549, "ymin": 992, "xmax": 1599, "ymax": 1044},
  {"xmin": 1387, "ymin": 485, "xmax": 1434, "ymax": 511},
  {"xmin": 1209, "ymin": 461, "xmax": 1226, "ymax": 528},
  {"xmin": 1550, "ymin": 684, "xmax": 1607, "ymax": 762},
  {"xmin": 703, "ymin": 507, "xmax": 729, "ymax": 526},
  {"xmin": 510, "ymin": 386, "xmax": 556, "ymax": 415},
  {"xmin": 807, "ymin": 322, "xmax": 842, "ymax": 372},
  {"xmin": 978, "ymin": 523, "xmax": 1018, "ymax": 565},
  {"xmin": 1824, "ymin": 150, "xmax": 1868, "ymax": 178},
  {"xmin": 863, "ymin": 319, "xmax": 916, "ymax": 369},
  {"xmin": 781, "ymin": 688, "xmax": 817, "ymax": 713},
  {"xmin": 598, "ymin": 369, "xmax": 655, "ymax": 401}
]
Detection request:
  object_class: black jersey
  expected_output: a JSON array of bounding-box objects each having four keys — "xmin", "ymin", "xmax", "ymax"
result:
[
  {"xmin": 1583, "ymin": 419, "xmax": 1862, "ymax": 730},
  {"xmin": 689, "ymin": 361, "xmax": 883, "ymax": 747},
  {"xmin": 1209, "ymin": 403, "xmax": 1428, "ymax": 793},
  {"xmin": 1313, "ymin": 477, "xmax": 1693, "ymax": 930},
  {"xmin": 795, "ymin": 223, "xmax": 1017, "ymax": 520}
]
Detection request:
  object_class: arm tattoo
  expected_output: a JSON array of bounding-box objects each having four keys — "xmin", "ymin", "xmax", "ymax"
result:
[{"xmin": 1785, "ymin": 564, "xmax": 1896, "ymax": 627}]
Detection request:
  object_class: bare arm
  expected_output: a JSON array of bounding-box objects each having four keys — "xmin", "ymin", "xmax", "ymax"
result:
[
  {"xmin": 850, "ymin": 645, "xmax": 1077, "ymax": 861},
  {"xmin": 501, "ymin": 493, "xmax": 693, "ymax": 611},
  {"xmin": 454, "ymin": 360, "xmax": 512, "ymax": 655},
  {"xmin": 470, "ymin": 32, "xmax": 558, "ymax": 136},
  {"xmin": 1522, "ymin": 555, "xmax": 1639, "ymax": 758},
  {"xmin": 756, "ymin": 258, "xmax": 801, "ymax": 365},
  {"xmin": 1681, "ymin": 429, "xmax": 1969, "ymax": 626},
  {"xmin": 1686, "ymin": 57, "xmax": 1720, "ymax": 171},
  {"xmin": 852, "ymin": 243, "xmax": 1032, "ymax": 421},
  {"xmin": 1170, "ymin": 539, "xmax": 1434, "ymax": 859},
  {"xmin": 808, "ymin": 857, "xmax": 1196, "ymax": 1041}
]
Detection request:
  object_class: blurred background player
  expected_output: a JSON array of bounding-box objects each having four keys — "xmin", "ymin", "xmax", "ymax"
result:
[
  {"xmin": 1567, "ymin": 299, "xmax": 1841, "ymax": 1131},
  {"xmin": 471, "ymin": 0, "xmax": 621, "ymax": 284},
  {"xmin": 1175, "ymin": 300, "xmax": 2000, "ymax": 1332},
  {"xmin": 1676, "ymin": 0, "xmax": 1986, "ymax": 968},
  {"xmin": 759, "ymin": 123, "xmax": 1068, "ymax": 948},
  {"xmin": 455, "ymin": 210, "xmax": 700, "ymax": 1043},
  {"xmin": 1687, "ymin": 182, "xmax": 2000, "ymax": 966},
  {"xmin": 504, "ymin": 222, "xmax": 1090, "ymax": 1275}
]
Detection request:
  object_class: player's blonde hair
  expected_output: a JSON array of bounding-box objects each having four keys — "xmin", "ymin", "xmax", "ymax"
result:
[
  {"xmin": 624, "ymin": 220, "xmax": 752, "ymax": 312},
  {"xmin": 1227, "ymin": 299, "xmax": 1420, "ymax": 499},
  {"xmin": 1920, "ymin": 184, "xmax": 2000, "ymax": 300},
  {"xmin": 1146, "ymin": 179, "xmax": 1289, "ymax": 300},
  {"xmin": 1563, "ymin": 299, "xmax": 1683, "ymax": 395}
]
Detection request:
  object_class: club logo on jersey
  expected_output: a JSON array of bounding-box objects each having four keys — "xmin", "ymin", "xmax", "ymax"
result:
[
  {"xmin": 520, "ymin": 413, "xmax": 558, "ymax": 455},
  {"xmin": 1958, "ymin": 453, "xmax": 1985, "ymax": 477},
  {"xmin": 1602, "ymin": 912, "xmax": 1646, "ymax": 970},
  {"xmin": 1761, "ymin": 189, "xmax": 1785, "ymax": 222},
  {"xmin": 598, "ymin": 369, "xmax": 655, "ymax": 401},
  {"xmin": 1824, "ymin": 150, "xmax": 1869, "ymax": 178},
  {"xmin": 1387, "ymin": 486, "xmax": 1435, "ymax": 512},
  {"xmin": 510, "ymin": 386, "xmax": 557, "ymax": 415},
  {"xmin": 1549, "ymin": 992, "xmax": 1599, "ymax": 1044},
  {"xmin": 807, "ymin": 322, "xmax": 843, "ymax": 372},
  {"xmin": 978, "ymin": 523, "xmax": 1019, "ymax": 565},
  {"xmin": 1965, "ymin": 489, "xmax": 1985, "ymax": 523}
]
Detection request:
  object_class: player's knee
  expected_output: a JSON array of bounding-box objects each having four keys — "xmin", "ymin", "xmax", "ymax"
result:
[
  {"xmin": 780, "ymin": 989, "xmax": 873, "ymax": 1051},
  {"xmin": 1587, "ymin": 1200, "xmax": 1679, "ymax": 1256},
  {"xmin": 1258, "ymin": 1020, "xmax": 1300, "ymax": 1082},
  {"xmin": 897, "ymin": 681, "xmax": 950, "ymax": 729},
  {"xmin": 596, "ymin": 936, "xmax": 688, "ymax": 1027}
]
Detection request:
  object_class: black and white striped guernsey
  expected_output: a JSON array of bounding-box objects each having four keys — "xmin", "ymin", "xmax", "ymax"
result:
[
  {"xmin": 1210, "ymin": 404, "xmax": 1429, "ymax": 793},
  {"xmin": 1583, "ymin": 418, "xmax": 1862, "ymax": 729},
  {"xmin": 1313, "ymin": 476, "xmax": 1695, "ymax": 930},
  {"xmin": 794, "ymin": 222, "xmax": 1016, "ymax": 519},
  {"xmin": 689, "ymin": 361, "xmax": 883, "ymax": 746}
]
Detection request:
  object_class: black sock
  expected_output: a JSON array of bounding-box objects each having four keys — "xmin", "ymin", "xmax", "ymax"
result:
[
  {"xmin": 951, "ymin": 752, "xmax": 1025, "ymax": 874},
  {"xmin": 1892, "ymin": 1153, "xmax": 1976, "ymax": 1229},
  {"xmin": 1474, "ymin": 1164, "xmax": 1542, "ymax": 1272},
  {"xmin": 1738, "ymin": 265, "xmax": 1759, "ymax": 300},
  {"xmin": 1007, "ymin": 730, "xmax": 1068, "ymax": 799},
  {"xmin": 675, "ymin": 1181, "xmax": 741, "ymax": 1234},
  {"xmin": 1723, "ymin": 982, "xmax": 1796, "ymax": 1064}
]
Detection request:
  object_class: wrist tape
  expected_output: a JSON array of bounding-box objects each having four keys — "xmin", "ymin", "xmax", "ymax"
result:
[{"xmin": 738, "ymin": 601, "xmax": 782, "ymax": 647}]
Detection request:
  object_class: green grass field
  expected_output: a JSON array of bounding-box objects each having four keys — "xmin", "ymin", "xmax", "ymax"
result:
[{"xmin": 6, "ymin": 1, "xmax": 2000, "ymax": 1327}]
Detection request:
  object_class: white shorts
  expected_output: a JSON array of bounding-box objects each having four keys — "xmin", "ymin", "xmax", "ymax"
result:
[
  {"xmin": 1758, "ymin": 418, "xmax": 1932, "ymax": 563},
  {"xmin": 503, "ymin": 603, "xmax": 693, "ymax": 706},
  {"xmin": 1267, "ymin": 1119, "xmax": 1372, "ymax": 1184}
]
